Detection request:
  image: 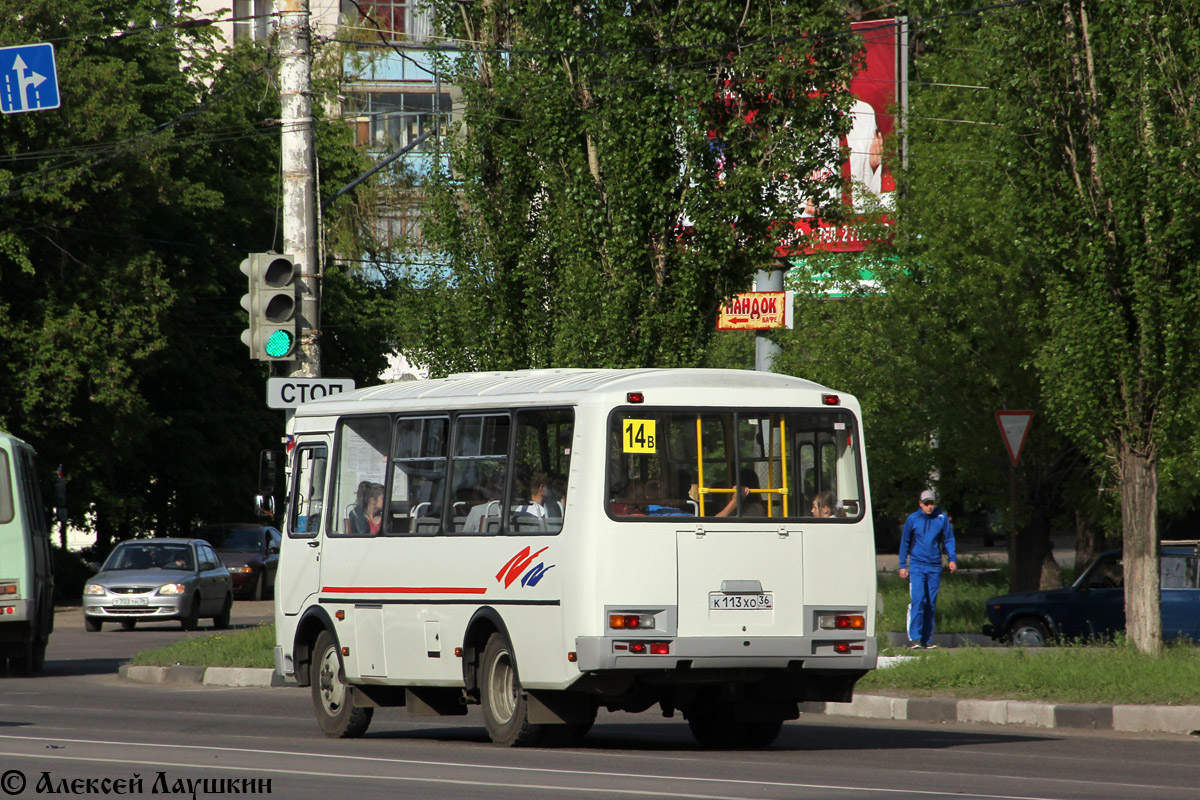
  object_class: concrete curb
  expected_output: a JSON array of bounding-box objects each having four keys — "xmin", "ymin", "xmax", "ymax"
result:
[
  {"xmin": 117, "ymin": 666, "xmax": 1200, "ymax": 736},
  {"xmin": 118, "ymin": 665, "xmax": 289, "ymax": 687},
  {"xmin": 800, "ymin": 695, "xmax": 1200, "ymax": 735}
]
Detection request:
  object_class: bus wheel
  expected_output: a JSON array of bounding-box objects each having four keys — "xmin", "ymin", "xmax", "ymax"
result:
[
  {"xmin": 741, "ymin": 719, "xmax": 784, "ymax": 748},
  {"xmin": 30, "ymin": 641, "xmax": 46, "ymax": 673},
  {"xmin": 311, "ymin": 630, "xmax": 373, "ymax": 738},
  {"xmin": 687, "ymin": 706, "xmax": 747, "ymax": 749},
  {"xmin": 480, "ymin": 632, "xmax": 541, "ymax": 746}
]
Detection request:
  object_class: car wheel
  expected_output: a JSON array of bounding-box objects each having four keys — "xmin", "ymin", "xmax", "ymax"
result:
[
  {"xmin": 1009, "ymin": 617, "xmax": 1050, "ymax": 647},
  {"xmin": 84, "ymin": 617, "xmax": 102, "ymax": 632},
  {"xmin": 181, "ymin": 597, "xmax": 201, "ymax": 631},
  {"xmin": 213, "ymin": 593, "xmax": 233, "ymax": 629},
  {"xmin": 120, "ymin": 620, "xmax": 137, "ymax": 631},
  {"xmin": 479, "ymin": 632, "xmax": 542, "ymax": 746},
  {"xmin": 311, "ymin": 630, "xmax": 373, "ymax": 738},
  {"xmin": 252, "ymin": 572, "xmax": 264, "ymax": 602}
]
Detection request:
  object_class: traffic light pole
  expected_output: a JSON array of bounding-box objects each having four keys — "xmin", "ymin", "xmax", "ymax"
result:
[{"xmin": 279, "ymin": 0, "xmax": 320, "ymax": 378}]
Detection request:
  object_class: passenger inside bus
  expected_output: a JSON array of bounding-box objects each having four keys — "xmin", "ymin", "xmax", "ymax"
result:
[
  {"xmin": 644, "ymin": 479, "xmax": 689, "ymax": 516},
  {"xmin": 610, "ymin": 480, "xmax": 646, "ymax": 516},
  {"xmin": 347, "ymin": 481, "xmax": 385, "ymax": 535},
  {"xmin": 715, "ymin": 469, "xmax": 766, "ymax": 517},
  {"xmin": 811, "ymin": 490, "xmax": 836, "ymax": 518}
]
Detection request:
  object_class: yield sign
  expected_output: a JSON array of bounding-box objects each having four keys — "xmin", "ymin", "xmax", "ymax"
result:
[{"xmin": 995, "ymin": 410, "xmax": 1034, "ymax": 467}]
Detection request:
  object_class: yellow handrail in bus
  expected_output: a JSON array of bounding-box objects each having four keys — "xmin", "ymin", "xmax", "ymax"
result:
[{"xmin": 693, "ymin": 414, "xmax": 789, "ymax": 517}]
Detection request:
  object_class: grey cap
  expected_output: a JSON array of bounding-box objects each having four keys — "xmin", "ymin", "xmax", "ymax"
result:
[{"xmin": 919, "ymin": 489, "xmax": 936, "ymax": 503}]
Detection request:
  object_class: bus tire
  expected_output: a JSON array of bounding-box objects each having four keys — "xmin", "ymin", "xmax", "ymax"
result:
[
  {"xmin": 30, "ymin": 641, "xmax": 46, "ymax": 673},
  {"xmin": 741, "ymin": 719, "xmax": 784, "ymax": 748},
  {"xmin": 84, "ymin": 617, "xmax": 102, "ymax": 632},
  {"xmin": 480, "ymin": 632, "xmax": 541, "ymax": 747},
  {"xmin": 687, "ymin": 706, "xmax": 747, "ymax": 749},
  {"xmin": 311, "ymin": 630, "xmax": 373, "ymax": 738}
]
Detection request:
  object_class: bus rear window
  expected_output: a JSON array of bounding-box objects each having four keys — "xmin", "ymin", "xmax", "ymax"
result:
[{"xmin": 606, "ymin": 408, "xmax": 863, "ymax": 522}]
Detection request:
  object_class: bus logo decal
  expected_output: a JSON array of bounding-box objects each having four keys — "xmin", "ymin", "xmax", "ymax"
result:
[{"xmin": 496, "ymin": 546, "xmax": 552, "ymax": 588}]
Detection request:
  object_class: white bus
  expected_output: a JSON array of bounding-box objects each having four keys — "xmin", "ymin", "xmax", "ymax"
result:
[
  {"xmin": 0, "ymin": 430, "xmax": 55, "ymax": 675},
  {"xmin": 274, "ymin": 369, "xmax": 877, "ymax": 747}
]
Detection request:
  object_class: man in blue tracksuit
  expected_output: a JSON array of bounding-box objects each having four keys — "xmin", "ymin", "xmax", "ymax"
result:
[{"xmin": 898, "ymin": 489, "xmax": 957, "ymax": 649}]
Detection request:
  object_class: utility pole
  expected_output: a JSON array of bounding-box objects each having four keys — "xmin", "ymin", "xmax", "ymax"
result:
[
  {"xmin": 278, "ymin": 0, "xmax": 320, "ymax": 378},
  {"xmin": 754, "ymin": 268, "xmax": 783, "ymax": 372}
]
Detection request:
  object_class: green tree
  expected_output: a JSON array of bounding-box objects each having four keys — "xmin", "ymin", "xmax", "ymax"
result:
[
  {"xmin": 0, "ymin": 1, "xmax": 368, "ymax": 544},
  {"xmin": 849, "ymin": 0, "xmax": 1200, "ymax": 652},
  {"xmin": 410, "ymin": 0, "xmax": 859, "ymax": 373}
]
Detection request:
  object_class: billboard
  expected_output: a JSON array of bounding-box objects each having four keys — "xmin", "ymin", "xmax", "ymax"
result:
[{"xmin": 778, "ymin": 18, "xmax": 905, "ymax": 255}]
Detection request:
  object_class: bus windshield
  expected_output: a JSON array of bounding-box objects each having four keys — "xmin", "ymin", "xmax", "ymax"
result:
[{"xmin": 607, "ymin": 407, "xmax": 863, "ymax": 521}]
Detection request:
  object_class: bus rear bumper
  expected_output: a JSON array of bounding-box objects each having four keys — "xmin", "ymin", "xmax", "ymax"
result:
[{"xmin": 574, "ymin": 635, "xmax": 876, "ymax": 672}]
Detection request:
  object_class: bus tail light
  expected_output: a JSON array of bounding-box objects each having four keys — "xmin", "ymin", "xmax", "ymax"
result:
[
  {"xmin": 613, "ymin": 641, "xmax": 671, "ymax": 655},
  {"xmin": 822, "ymin": 394, "xmax": 840, "ymax": 406},
  {"xmin": 609, "ymin": 613, "xmax": 656, "ymax": 630},
  {"xmin": 834, "ymin": 643, "xmax": 851, "ymax": 654},
  {"xmin": 0, "ymin": 582, "xmax": 17, "ymax": 596},
  {"xmin": 819, "ymin": 614, "xmax": 865, "ymax": 631},
  {"xmin": 626, "ymin": 392, "xmax": 644, "ymax": 403}
]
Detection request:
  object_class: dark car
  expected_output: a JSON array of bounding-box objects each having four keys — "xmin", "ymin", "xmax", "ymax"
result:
[
  {"xmin": 195, "ymin": 524, "xmax": 281, "ymax": 601},
  {"xmin": 82, "ymin": 539, "xmax": 233, "ymax": 631},
  {"xmin": 982, "ymin": 546, "xmax": 1200, "ymax": 646}
]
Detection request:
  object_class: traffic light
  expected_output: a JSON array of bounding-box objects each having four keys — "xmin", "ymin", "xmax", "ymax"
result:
[{"xmin": 240, "ymin": 253, "xmax": 298, "ymax": 361}]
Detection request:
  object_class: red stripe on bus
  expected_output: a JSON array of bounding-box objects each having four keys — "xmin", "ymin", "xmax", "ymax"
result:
[{"xmin": 321, "ymin": 586, "xmax": 488, "ymax": 595}]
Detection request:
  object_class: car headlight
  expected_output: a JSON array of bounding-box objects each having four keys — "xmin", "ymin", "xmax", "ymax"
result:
[
  {"xmin": 83, "ymin": 584, "xmax": 105, "ymax": 596},
  {"xmin": 230, "ymin": 565, "xmax": 254, "ymax": 574},
  {"xmin": 157, "ymin": 583, "xmax": 186, "ymax": 596}
]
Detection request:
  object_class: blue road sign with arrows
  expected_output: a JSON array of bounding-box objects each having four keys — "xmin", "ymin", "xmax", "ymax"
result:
[{"xmin": 1, "ymin": 43, "xmax": 60, "ymax": 114}]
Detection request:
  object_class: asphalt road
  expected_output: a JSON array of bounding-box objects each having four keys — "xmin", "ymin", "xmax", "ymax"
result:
[{"xmin": 0, "ymin": 606, "xmax": 1197, "ymax": 800}]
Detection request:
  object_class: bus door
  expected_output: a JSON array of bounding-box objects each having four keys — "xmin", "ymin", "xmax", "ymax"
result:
[{"xmin": 280, "ymin": 439, "xmax": 329, "ymax": 616}]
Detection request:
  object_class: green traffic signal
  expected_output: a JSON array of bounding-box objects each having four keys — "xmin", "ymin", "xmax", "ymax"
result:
[
  {"xmin": 240, "ymin": 253, "xmax": 298, "ymax": 361},
  {"xmin": 265, "ymin": 328, "xmax": 296, "ymax": 359}
]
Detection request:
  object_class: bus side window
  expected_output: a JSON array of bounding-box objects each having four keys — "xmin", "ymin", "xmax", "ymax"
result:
[
  {"xmin": 332, "ymin": 417, "xmax": 390, "ymax": 537},
  {"xmin": 290, "ymin": 445, "xmax": 327, "ymax": 536},
  {"xmin": 392, "ymin": 417, "xmax": 448, "ymax": 535},
  {"xmin": 450, "ymin": 415, "xmax": 510, "ymax": 535}
]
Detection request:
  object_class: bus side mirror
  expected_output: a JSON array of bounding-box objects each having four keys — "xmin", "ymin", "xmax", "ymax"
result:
[
  {"xmin": 255, "ymin": 494, "xmax": 276, "ymax": 521},
  {"xmin": 258, "ymin": 450, "xmax": 279, "ymax": 495}
]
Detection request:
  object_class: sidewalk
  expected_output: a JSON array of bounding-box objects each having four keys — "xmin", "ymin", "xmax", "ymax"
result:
[{"xmin": 118, "ymin": 664, "xmax": 1200, "ymax": 737}]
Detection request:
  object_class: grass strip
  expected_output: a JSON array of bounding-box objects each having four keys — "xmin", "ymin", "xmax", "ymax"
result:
[
  {"xmin": 125, "ymin": 622, "xmax": 276, "ymax": 669},
  {"xmin": 860, "ymin": 642, "xmax": 1200, "ymax": 705}
]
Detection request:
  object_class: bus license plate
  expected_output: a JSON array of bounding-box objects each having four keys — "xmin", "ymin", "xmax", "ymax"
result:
[
  {"xmin": 709, "ymin": 593, "xmax": 773, "ymax": 610},
  {"xmin": 112, "ymin": 597, "xmax": 149, "ymax": 606}
]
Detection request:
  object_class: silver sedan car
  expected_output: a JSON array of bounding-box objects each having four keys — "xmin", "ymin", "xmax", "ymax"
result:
[{"xmin": 82, "ymin": 539, "xmax": 233, "ymax": 631}]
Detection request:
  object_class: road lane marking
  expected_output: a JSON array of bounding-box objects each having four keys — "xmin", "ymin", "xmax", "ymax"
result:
[{"xmin": 0, "ymin": 734, "xmax": 1124, "ymax": 800}]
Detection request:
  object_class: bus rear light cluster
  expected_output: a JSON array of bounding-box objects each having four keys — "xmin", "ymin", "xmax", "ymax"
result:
[
  {"xmin": 832, "ymin": 643, "xmax": 865, "ymax": 654},
  {"xmin": 0, "ymin": 607, "xmax": 13, "ymax": 616},
  {"xmin": 613, "ymin": 641, "xmax": 671, "ymax": 655},
  {"xmin": 818, "ymin": 614, "xmax": 865, "ymax": 631},
  {"xmin": 609, "ymin": 613, "xmax": 656, "ymax": 630},
  {"xmin": 0, "ymin": 583, "xmax": 17, "ymax": 596}
]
